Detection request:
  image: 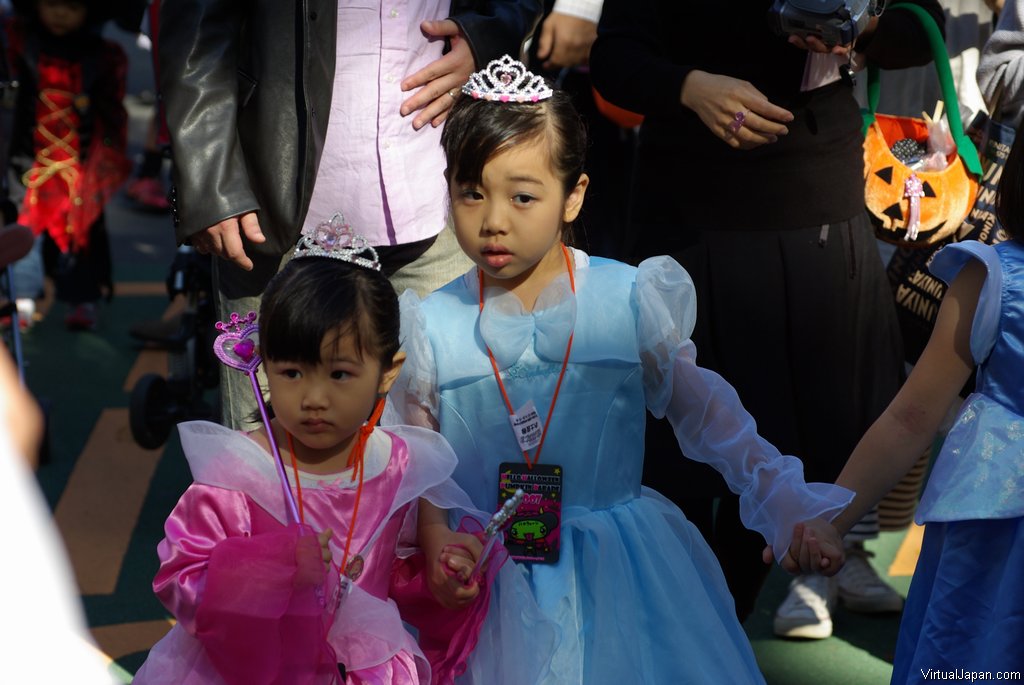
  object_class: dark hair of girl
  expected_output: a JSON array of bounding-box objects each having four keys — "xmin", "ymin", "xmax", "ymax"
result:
[
  {"xmin": 259, "ymin": 257, "xmax": 400, "ymax": 368},
  {"xmin": 996, "ymin": 131, "xmax": 1024, "ymax": 242},
  {"xmin": 440, "ymin": 88, "xmax": 587, "ymax": 207}
]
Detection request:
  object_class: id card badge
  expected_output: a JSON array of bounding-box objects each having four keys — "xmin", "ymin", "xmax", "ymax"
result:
[
  {"xmin": 508, "ymin": 399, "xmax": 543, "ymax": 452},
  {"xmin": 497, "ymin": 462, "xmax": 562, "ymax": 564}
]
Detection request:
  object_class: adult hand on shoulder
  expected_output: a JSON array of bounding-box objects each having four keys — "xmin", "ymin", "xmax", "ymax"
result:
[
  {"xmin": 536, "ymin": 12, "xmax": 598, "ymax": 69},
  {"xmin": 681, "ymin": 70, "xmax": 794, "ymax": 150},
  {"xmin": 191, "ymin": 212, "xmax": 265, "ymax": 272},
  {"xmin": 401, "ymin": 20, "xmax": 475, "ymax": 130}
]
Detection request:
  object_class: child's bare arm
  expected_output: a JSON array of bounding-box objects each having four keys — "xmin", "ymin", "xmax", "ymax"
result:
[
  {"xmin": 418, "ymin": 499, "xmax": 483, "ymax": 609},
  {"xmin": 832, "ymin": 260, "xmax": 984, "ymax": 536}
]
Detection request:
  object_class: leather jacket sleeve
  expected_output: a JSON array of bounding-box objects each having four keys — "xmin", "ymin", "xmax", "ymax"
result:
[
  {"xmin": 158, "ymin": 0, "xmax": 259, "ymax": 244},
  {"xmin": 450, "ymin": 0, "xmax": 544, "ymax": 66}
]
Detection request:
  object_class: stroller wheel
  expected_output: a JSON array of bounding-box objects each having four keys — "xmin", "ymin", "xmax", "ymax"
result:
[{"xmin": 130, "ymin": 373, "xmax": 176, "ymax": 449}]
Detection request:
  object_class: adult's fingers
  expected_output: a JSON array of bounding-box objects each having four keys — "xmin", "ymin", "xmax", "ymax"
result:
[
  {"xmin": 219, "ymin": 221, "xmax": 254, "ymax": 271},
  {"xmin": 412, "ymin": 91, "xmax": 457, "ymax": 130},
  {"xmin": 401, "ymin": 20, "xmax": 461, "ymax": 93},
  {"xmin": 744, "ymin": 103, "xmax": 793, "ymax": 136},
  {"xmin": 536, "ymin": 15, "xmax": 555, "ymax": 61},
  {"xmin": 238, "ymin": 212, "xmax": 265, "ymax": 244}
]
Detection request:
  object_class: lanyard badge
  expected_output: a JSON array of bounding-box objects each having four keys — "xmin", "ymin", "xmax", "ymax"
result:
[
  {"xmin": 498, "ymin": 462, "xmax": 562, "ymax": 564},
  {"xmin": 479, "ymin": 244, "xmax": 576, "ymax": 565}
]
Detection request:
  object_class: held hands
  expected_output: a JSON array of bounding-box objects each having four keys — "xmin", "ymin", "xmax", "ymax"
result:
[
  {"xmin": 765, "ymin": 519, "xmax": 845, "ymax": 576},
  {"xmin": 420, "ymin": 520, "xmax": 483, "ymax": 609},
  {"xmin": 536, "ymin": 12, "xmax": 598, "ymax": 70},
  {"xmin": 400, "ymin": 20, "xmax": 475, "ymax": 130},
  {"xmin": 192, "ymin": 211, "xmax": 266, "ymax": 271},
  {"xmin": 680, "ymin": 71, "xmax": 794, "ymax": 150}
]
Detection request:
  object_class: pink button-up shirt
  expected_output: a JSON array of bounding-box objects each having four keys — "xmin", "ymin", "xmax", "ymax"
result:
[{"xmin": 303, "ymin": 1, "xmax": 451, "ymax": 247}]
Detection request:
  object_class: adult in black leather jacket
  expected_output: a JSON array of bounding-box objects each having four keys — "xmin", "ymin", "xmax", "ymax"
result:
[{"xmin": 158, "ymin": 0, "xmax": 543, "ymax": 298}]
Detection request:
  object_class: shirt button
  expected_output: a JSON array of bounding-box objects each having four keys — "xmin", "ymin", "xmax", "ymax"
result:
[
  {"xmin": 389, "ymin": 8, "xmax": 399, "ymax": 18},
  {"xmin": 383, "ymin": 141, "xmax": 391, "ymax": 150},
  {"xmin": 385, "ymin": 74, "xmax": 395, "ymax": 83}
]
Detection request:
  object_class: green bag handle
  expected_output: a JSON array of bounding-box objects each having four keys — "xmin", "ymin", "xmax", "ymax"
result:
[{"xmin": 860, "ymin": 2, "xmax": 983, "ymax": 176}]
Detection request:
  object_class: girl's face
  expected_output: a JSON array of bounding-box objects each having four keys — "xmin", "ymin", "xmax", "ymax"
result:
[
  {"xmin": 450, "ymin": 137, "xmax": 588, "ymax": 304},
  {"xmin": 38, "ymin": 0, "xmax": 88, "ymax": 37},
  {"xmin": 265, "ymin": 326, "xmax": 403, "ymax": 468}
]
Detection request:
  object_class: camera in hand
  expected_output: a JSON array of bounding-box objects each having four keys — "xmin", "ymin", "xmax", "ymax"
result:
[{"xmin": 768, "ymin": 0, "xmax": 884, "ymax": 47}]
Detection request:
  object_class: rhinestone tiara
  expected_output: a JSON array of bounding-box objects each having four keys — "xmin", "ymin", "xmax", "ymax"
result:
[
  {"xmin": 461, "ymin": 54, "xmax": 553, "ymax": 104},
  {"xmin": 292, "ymin": 213, "xmax": 380, "ymax": 271}
]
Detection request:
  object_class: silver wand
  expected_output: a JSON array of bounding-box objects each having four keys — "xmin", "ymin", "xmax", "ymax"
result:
[{"xmin": 470, "ymin": 489, "xmax": 525, "ymax": 579}]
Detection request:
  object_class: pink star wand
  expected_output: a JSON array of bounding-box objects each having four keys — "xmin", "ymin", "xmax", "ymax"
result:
[{"xmin": 212, "ymin": 311, "xmax": 300, "ymax": 525}]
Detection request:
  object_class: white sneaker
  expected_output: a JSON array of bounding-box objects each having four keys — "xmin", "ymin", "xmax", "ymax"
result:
[
  {"xmin": 773, "ymin": 574, "xmax": 837, "ymax": 639},
  {"xmin": 836, "ymin": 545, "xmax": 904, "ymax": 613}
]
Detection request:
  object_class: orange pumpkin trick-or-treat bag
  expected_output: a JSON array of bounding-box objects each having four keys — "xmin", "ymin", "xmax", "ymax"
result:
[{"xmin": 862, "ymin": 3, "xmax": 982, "ymax": 247}]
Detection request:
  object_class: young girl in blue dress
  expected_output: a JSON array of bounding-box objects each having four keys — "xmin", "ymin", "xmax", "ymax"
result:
[
  {"xmin": 818, "ymin": 117, "xmax": 1024, "ymax": 683},
  {"xmin": 385, "ymin": 55, "xmax": 852, "ymax": 684}
]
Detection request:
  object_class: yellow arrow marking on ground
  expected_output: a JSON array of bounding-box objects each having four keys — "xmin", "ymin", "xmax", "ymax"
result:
[
  {"xmin": 888, "ymin": 523, "xmax": 924, "ymax": 577},
  {"xmin": 53, "ymin": 407, "xmax": 165, "ymax": 595},
  {"xmin": 54, "ymin": 289, "xmax": 179, "ymax": 595}
]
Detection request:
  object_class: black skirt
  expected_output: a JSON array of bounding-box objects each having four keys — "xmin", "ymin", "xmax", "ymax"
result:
[{"xmin": 640, "ymin": 212, "xmax": 904, "ymax": 496}]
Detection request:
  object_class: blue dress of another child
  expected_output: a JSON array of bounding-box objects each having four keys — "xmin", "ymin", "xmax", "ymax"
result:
[
  {"xmin": 385, "ymin": 250, "xmax": 854, "ymax": 685},
  {"xmin": 892, "ymin": 239, "xmax": 1024, "ymax": 684}
]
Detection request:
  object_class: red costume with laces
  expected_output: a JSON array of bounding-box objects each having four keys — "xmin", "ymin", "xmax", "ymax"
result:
[{"xmin": 6, "ymin": 20, "xmax": 130, "ymax": 253}]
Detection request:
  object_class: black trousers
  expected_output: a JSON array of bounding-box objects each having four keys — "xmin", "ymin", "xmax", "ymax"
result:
[{"xmin": 43, "ymin": 214, "xmax": 113, "ymax": 305}]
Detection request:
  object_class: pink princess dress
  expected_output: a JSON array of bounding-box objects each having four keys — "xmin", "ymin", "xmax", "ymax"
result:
[{"xmin": 133, "ymin": 421, "xmax": 482, "ymax": 685}]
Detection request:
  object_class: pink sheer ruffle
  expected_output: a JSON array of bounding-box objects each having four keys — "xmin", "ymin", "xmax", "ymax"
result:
[{"xmin": 193, "ymin": 523, "xmax": 341, "ymax": 685}]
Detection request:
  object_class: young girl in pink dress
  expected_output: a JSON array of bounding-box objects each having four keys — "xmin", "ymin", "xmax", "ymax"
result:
[{"xmin": 134, "ymin": 216, "xmax": 486, "ymax": 685}]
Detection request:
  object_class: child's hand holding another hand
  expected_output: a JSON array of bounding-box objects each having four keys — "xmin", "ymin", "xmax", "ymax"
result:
[
  {"xmin": 420, "ymin": 517, "xmax": 483, "ymax": 609},
  {"xmin": 774, "ymin": 519, "xmax": 845, "ymax": 576}
]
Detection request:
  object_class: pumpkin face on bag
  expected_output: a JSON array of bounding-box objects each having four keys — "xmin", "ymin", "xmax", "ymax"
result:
[{"xmin": 864, "ymin": 114, "xmax": 978, "ymax": 246}]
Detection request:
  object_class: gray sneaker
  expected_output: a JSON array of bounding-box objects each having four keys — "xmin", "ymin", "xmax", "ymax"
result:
[
  {"xmin": 773, "ymin": 574, "xmax": 838, "ymax": 639},
  {"xmin": 836, "ymin": 545, "xmax": 904, "ymax": 613}
]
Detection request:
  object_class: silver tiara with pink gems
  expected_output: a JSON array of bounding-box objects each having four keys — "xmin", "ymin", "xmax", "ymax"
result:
[
  {"xmin": 293, "ymin": 213, "xmax": 381, "ymax": 271},
  {"xmin": 462, "ymin": 54, "xmax": 553, "ymax": 103}
]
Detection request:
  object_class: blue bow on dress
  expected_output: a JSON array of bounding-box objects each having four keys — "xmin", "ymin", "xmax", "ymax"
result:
[{"xmin": 478, "ymin": 276, "xmax": 577, "ymax": 369}]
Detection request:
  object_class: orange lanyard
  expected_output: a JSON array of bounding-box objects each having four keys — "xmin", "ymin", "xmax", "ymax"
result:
[
  {"xmin": 285, "ymin": 397, "xmax": 385, "ymax": 576},
  {"xmin": 479, "ymin": 244, "xmax": 575, "ymax": 470}
]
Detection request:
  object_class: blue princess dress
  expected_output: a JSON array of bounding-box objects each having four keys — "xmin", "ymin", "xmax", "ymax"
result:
[
  {"xmin": 385, "ymin": 250, "xmax": 853, "ymax": 684},
  {"xmin": 892, "ymin": 240, "xmax": 1024, "ymax": 683}
]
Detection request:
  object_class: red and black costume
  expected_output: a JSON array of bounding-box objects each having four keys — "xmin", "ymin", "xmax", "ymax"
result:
[{"xmin": 5, "ymin": 14, "xmax": 130, "ymax": 304}]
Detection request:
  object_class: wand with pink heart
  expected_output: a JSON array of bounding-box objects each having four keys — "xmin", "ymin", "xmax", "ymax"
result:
[{"xmin": 212, "ymin": 311, "xmax": 301, "ymax": 524}]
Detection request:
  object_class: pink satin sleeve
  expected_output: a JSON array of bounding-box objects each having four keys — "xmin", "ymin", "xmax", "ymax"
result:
[{"xmin": 153, "ymin": 484, "xmax": 255, "ymax": 632}]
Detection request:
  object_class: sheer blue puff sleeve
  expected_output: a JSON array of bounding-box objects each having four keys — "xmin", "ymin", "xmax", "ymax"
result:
[
  {"xmin": 383, "ymin": 289, "xmax": 440, "ymax": 430},
  {"xmin": 635, "ymin": 258, "xmax": 855, "ymax": 563}
]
